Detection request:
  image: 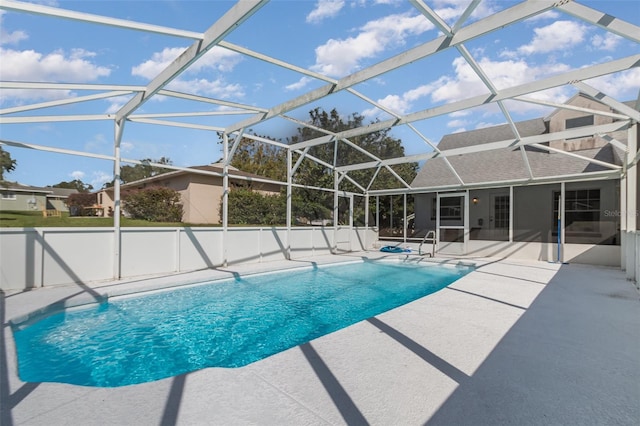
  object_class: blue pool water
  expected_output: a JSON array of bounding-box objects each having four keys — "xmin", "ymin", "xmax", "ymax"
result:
[{"xmin": 13, "ymin": 260, "xmax": 471, "ymax": 387}]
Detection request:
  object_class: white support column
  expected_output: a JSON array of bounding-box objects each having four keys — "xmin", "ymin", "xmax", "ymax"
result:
[
  {"xmin": 464, "ymin": 190, "xmax": 469, "ymax": 255},
  {"xmin": 627, "ymin": 123, "xmax": 638, "ymax": 231},
  {"xmin": 349, "ymin": 194, "xmax": 354, "ymax": 229},
  {"xmin": 376, "ymin": 196, "xmax": 380, "ymax": 237},
  {"xmin": 509, "ymin": 185, "xmax": 514, "ymax": 243},
  {"xmin": 389, "ymin": 195, "xmax": 393, "ymax": 235},
  {"xmin": 222, "ymin": 132, "xmax": 229, "ymax": 267},
  {"xmin": 365, "ymin": 193, "xmax": 370, "ymax": 250},
  {"xmin": 333, "ymin": 168, "xmax": 339, "ymax": 254},
  {"xmin": 286, "ymin": 149, "xmax": 292, "ymax": 260},
  {"xmin": 625, "ymin": 123, "xmax": 637, "ymax": 280},
  {"xmin": 436, "ymin": 194, "xmax": 441, "ymax": 247},
  {"xmin": 560, "ymin": 181, "xmax": 565, "ymax": 263},
  {"xmin": 403, "ymin": 194, "xmax": 407, "ymax": 243},
  {"xmin": 113, "ymin": 119, "xmax": 125, "ymax": 279},
  {"xmin": 621, "ymin": 172, "xmax": 627, "ymax": 271}
]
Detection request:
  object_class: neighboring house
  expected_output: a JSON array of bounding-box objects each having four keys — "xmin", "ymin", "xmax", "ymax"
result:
[
  {"xmin": 97, "ymin": 163, "xmax": 283, "ymax": 224},
  {"xmin": 408, "ymin": 93, "xmax": 635, "ymax": 265},
  {"xmin": 0, "ymin": 182, "xmax": 77, "ymax": 212}
]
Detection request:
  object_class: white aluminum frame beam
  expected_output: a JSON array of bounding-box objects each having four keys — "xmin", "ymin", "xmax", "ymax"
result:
[
  {"xmin": 0, "ymin": 0, "xmax": 203, "ymax": 39},
  {"xmin": 295, "ymin": 54, "xmax": 640, "ymax": 153},
  {"xmin": 370, "ymin": 170, "xmax": 622, "ymax": 196},
  {"xmin": 226, "ymin": 0, "xmax": 559, "ymax": 133},
  {"xmin": 0, "ymin": 91, "xmax": 133, "ymax": 115},
  {"xmin": 115, "ymin": 1, "xmax": 267, "ymax": 121},
  {"xmin": 559, "ymin": 1, "xmax": 640, "ymax": 43},
  {"xmin": 514, "ymin": 96, "xmax": 630, "ymax": 121},
  {"xmin": 572, "ymin": 82, "xmax": 640, "ymax": 122},
  {"xmin": 336, "ymin": 121, "xmax": 629, "ymax": 172}
]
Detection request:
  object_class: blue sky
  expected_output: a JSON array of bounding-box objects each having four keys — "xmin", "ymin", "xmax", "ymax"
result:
[{"xmin": 0, "ymin": 0, "xmax": 639, "ymax": 189}]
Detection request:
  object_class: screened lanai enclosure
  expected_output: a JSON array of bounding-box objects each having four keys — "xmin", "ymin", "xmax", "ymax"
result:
[{"xmin": 0, "ymin": 0, "xmax": 638, "ymax": 291}]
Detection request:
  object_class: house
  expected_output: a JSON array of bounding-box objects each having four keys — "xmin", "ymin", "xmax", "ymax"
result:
[
  {"xmin": 0, "ymin": 182, "xmax": 77, "ymax": 213},
  {"xmin": 408, "ymin": 93, "xmax": 635, "ymax": 265},
  {"xmin": 97, "ymin": 163, "xmax": 283, "ymax": 224}
]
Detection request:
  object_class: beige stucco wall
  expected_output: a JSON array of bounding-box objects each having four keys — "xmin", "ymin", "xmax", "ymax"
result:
[
  {"xmin": 96, "ymin": 173, "xmax": 282, "ymax": 224},
  {"xmin": 181, "ymin": 175, "xmax": 224, "ymax": 224},
  {"xmin": 549, "ymin": 94, "xmax": 626, "ymax": 152},
  {"xmin": 97, "ymin": 190, "xmax": 115, "ymax": 217}
]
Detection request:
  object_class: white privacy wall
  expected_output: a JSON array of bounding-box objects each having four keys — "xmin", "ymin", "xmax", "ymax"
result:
[{"xmin": 0, "ymin": 226, "xmax": 377, "ymax": 292}]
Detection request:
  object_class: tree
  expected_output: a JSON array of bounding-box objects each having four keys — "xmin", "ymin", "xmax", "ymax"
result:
[
  {"xmin": 51, "ymin": 179, "xmax": 93, "ymax": 192},
  {"xmin": 67, "ymin": 192, "xmax": 97, "ymax": 216},
  {"xmin": 220, "ymin": 133, "xmax": 286, "ymax": 181},
  {"xmin": 221, "ymin": 108, "xmax": 417, "ymax": 225},
  {"xmin": 104, "ymin": 157, "xmax": 173, "ymax": 187},
  {"xmin": 288, "ymin": 108, "xmax": 418, "ymax": 223},
  {"xmin": 122, "ymin": 186, "xmax": 183, "ymax": 222},
  {"xmin": 290, "ymin": 108, "xmax": 417, "ymax": 192},
  {"xmin": 0, "ymin": 146, "xmax": 17, "ymax": 183}
]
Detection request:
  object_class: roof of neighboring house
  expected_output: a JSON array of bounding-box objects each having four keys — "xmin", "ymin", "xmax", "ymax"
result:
[
  {"xmin": 0, "ymin": 182, "xmax": 79, "ymax": 197},
  {"xmin": 46, "ymin": 187, "xmax": 79, "ymax": 197},
  {"xmin": 102, "ymin": 163, "xmax": 284, "ymax": 192},
  {"xmin": 411, "ymin": 112, "xmax": 627, "ymax": 189}
]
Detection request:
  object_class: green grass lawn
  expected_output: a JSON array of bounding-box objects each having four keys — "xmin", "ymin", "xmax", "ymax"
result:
[{"xmin": 0, "ymin": 211, "xmax": 205, "ymax": 228}]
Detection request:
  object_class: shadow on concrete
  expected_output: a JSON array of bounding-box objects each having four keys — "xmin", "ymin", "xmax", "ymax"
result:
[
  {"xmin": 160, "ymin": 373, "xmax": 188, "ymax": 426},
  {"xmin": 367, "ymin": 317, "xmax": 470, "ymax": 385},
  {"xmin": 0, "ymin": 291, "xmax": 41, "ymax": 426},
  {"xmin": 300, "ymin": 342, "xmax": 369, "ymax": 426},
  {"xmin": 425, "ymin": 264, "xmax": 640, "ymax": 425}
]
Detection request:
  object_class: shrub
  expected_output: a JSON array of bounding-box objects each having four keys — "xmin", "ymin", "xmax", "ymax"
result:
[
  {"xmin": 123, "ymin": 187, "xmax": 183, "ymax": 222},
  {"xmin": 225, "ymin": 189, "xmax": 285, "ymax": 225}
]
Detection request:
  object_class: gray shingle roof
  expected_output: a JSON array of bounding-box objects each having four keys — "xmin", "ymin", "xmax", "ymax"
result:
[{"xmin": 411, "ymin": 116, "xmax": 624, "ymax": 189}]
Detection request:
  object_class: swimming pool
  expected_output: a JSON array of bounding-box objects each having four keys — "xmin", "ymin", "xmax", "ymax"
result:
[{"xmin": 12, "ymin": 259, "xmax": 472, "ymax": 387}]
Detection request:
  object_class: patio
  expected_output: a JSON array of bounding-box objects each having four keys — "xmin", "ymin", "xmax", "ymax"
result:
[{"xmin": 2, "ymin": 254, "xmax": 638, "ymax": 425}]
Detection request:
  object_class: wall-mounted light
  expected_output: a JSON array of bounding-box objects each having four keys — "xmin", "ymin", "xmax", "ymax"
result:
[{"xmin": 472, "ymin": 197, "xmax": 479, "ymax": 205}]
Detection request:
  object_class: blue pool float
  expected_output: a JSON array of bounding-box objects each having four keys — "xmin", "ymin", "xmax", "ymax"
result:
[{"xmin": 380, "ymin": 245, "xmax": 411, "ymax": 253}]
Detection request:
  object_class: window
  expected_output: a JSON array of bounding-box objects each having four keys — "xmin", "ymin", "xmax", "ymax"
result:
[
  {"xmin": 565, "ymin": 115, "xmax": 594, "ymax": 129},
  {"xmin": 1, "ymin": 191, "xmax": 16, "ymax": 200},
  {"xmin": 553, "ymin": 189, "xmax": 600, "ymax": 236},
  {"xmin": 431, "ymin": 196, "xmax": 462, "ymax": 220}
]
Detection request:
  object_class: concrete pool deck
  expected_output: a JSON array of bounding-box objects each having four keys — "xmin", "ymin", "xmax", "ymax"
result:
[{"xmin": 1, "ymin": 254, "xmax": 639, "ymax": 425}]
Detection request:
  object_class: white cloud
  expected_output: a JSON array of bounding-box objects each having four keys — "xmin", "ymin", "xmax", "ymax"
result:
[
  {"xmin": 365, "ymin": 54, "xmax": 576, "ymax": 119},
  {"xmin": 591, "ymin": 32, "xmax": 622, "ymax": 51},
  {"xmin": 430, "ymin": 0, "xmax": 497, "ymax": 25},
  {"xmin": 584, "ymin": 68, "xmax": 640, "ymax": 100},
  {"xmin": 311, "ymin": 12, "xmax": 433, "ymax": 77},
  {"xmin": 91, "ymin": 170, "xmax": 113, "ymax": 189},
  {"xmin": 0, "ymin": 11, "xmax": 28, "ymax": 45},
  {"xmin": 132, "ymin": 46, "xmax": 242, "ymax": 80},
  {"xmin": 105, "ymin": 94, "xmax": 134, "ymax": 114},
  {"xmin": 84, "ymin": 133, "xmax": 110, "ymax": 155},
  {"xmin": 285, "ymin": 76, "xmax": 313, "ymax": 91},
  {"xmin": 120, "ymin": 141, "xmax": 134, "ymax": 153},
  {"xmin": 70, "ymin": 170, "xmax": 85, "ymax": 180},
  {"xmin": 447, "ymin": 119, "xmax": 467, "ymax": 128},
  {"xmin": 167, "ymin": 78, "xmax": 244, "ymax": 99},
  {"xmin": 0, "ymin": 48, "xmax": 110, "ymax": 82},
  {"xmin": 306, "ymin": 0, "xmax": 345, "ymax": 24},
  {"xmin": 449, "ymin": 109, "xmax": 471, "ymax": 118},
  {"xmin": 130, "ymin": 46, "xmax": 244, "ymax": 99},
  {"xmin": 517, "ymin": 21, "xmax": 586, "ymax": 55},
  {"xmin": 0, "ymin": 47, "xmax": 111, "ymax": 103}
]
